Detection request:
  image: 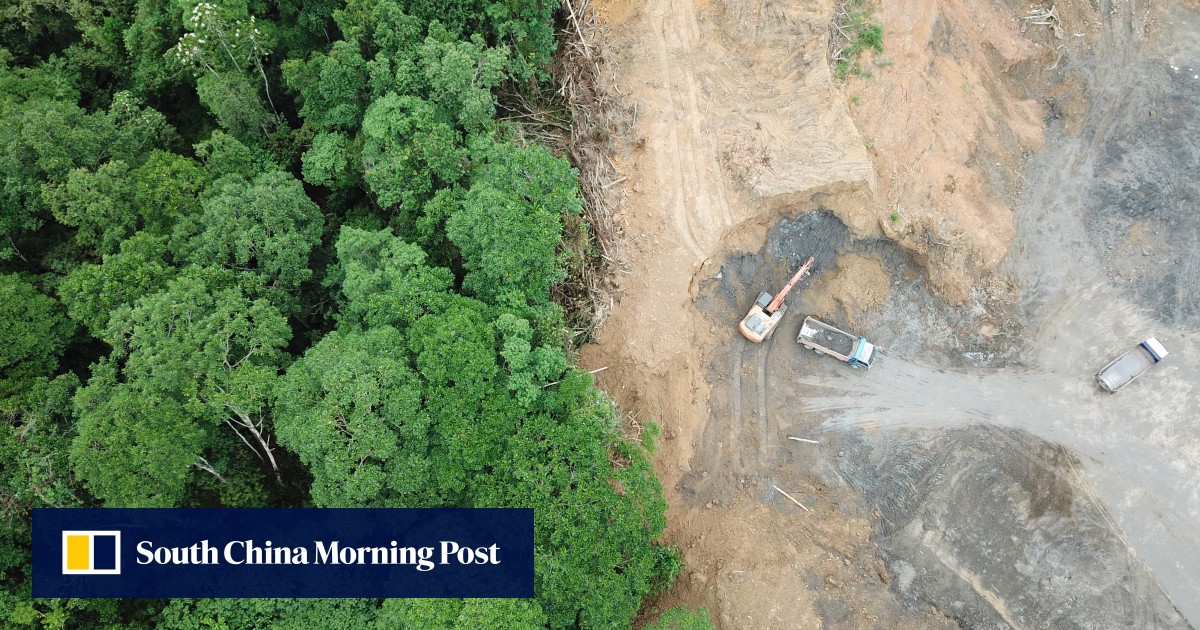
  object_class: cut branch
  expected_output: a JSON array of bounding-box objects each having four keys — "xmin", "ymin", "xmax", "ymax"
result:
[{"xmin": 772, "ymin": 484, "xmax": 811, "ymax": 512}]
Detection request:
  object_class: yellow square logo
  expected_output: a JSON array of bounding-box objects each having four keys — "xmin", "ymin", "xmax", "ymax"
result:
[{"xmin": 61, "ymin": 531, "xmax": 121, "ymax": 575}]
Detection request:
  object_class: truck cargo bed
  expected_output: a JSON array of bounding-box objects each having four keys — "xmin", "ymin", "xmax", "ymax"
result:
[
  {"xmin": 1096, "ymin": 338, "xmax": 1168, "ymax": 393},
  {"xmin": 797, "ymin": 317, "xmax": 856, "ymax": 358},
  {"xmin": 797, "ymin": 316, "xmax": 878, "ymax": 370},
  {"xmin": 802, "ymin": 326, "xmax": 855, "ymax": 357}
]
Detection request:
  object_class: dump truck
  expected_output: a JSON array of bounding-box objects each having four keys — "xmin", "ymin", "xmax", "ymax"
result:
[
  {"xmin": 738, "ymin": 256, "xmax": 815, "ymax": 343},
  {"xmin": 796, "ymin": 316, "xmax": 877, "ymax": 370},
  {"xmin": 1096, "ymin": 337, "xmax": 1168, "ymax": 393}
]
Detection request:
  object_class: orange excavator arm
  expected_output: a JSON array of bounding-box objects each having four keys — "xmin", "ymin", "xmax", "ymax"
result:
[{"xmin": 766, "ymin": 256, "xmax": 815, "ymax": 313}]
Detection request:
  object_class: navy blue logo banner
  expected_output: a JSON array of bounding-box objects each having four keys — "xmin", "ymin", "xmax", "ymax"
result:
[{"xmin": 33, "ymin": 508, "xmax": 534, "ymax": 598}]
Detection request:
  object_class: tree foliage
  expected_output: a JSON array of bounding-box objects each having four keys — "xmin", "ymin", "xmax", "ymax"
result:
[
  {"xmin": 276, "ymin": 326, "xmax": 432, "ymax": 507},
  {"xmin": 379, "ymin": 598, "xmax": 547, "ymax": 629},
  {"xmin": 0, "ymin": 273, "xmax": 73, "ymax": 403},
  {"xmin": 71, "ymin": 270, "xmax": 291, "ymax": 506},
  {"xmin": 449, "ymin": 137, "xmax": 579, "ymax": 307},
  {"xmin": 0, "ymin": 0, "xmax": 686, "ymax": 624},
  {"xmin": 171, "ymin": 170, "xmax": 323, "ymax": 309},
  {"xmin": 58, "ymin": 232, "xmax": 176, "ymax": 336}
]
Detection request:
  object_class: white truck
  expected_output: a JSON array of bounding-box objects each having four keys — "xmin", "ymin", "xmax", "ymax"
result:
[
  {"xmin": 1096, "ymin": 337, "xmax": 1169, "ymax": 393},
  {"xmin": 796, "ymin": 316, "xmax": 877, "ymax": 370}
]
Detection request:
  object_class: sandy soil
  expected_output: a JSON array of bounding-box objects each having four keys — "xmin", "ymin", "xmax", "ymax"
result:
[{"xmin": 578, "ymin": 0, "xmax": 1200, "ymax": 626}]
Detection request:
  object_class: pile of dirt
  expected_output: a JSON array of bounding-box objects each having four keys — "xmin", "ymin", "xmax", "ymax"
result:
[{"xmin": 802, "ymin": 252, "xmax": 891, "ymax": 328}]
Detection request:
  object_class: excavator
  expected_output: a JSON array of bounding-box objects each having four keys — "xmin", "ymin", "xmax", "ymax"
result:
[{"xmin": 738, "ymin": 256, "xmax": 815, "ymax": 342}]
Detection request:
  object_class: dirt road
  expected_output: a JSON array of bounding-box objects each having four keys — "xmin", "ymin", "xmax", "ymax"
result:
[{"xmin": 582, "ymin": 0, "xmax": 1200, "ymax": 627}]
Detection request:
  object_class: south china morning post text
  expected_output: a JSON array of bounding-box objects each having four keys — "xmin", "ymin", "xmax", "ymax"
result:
[
  {"xmin": 134, "ymin": 538, "xmax": 500, "ymax": 571},
  {"xmin": 32, "ymin": 508, "xmax": 534, "ymax": 598}
]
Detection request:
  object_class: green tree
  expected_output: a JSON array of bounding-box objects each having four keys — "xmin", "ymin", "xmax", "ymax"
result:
[
  {"xmin": 159, "ymin": 597, "xmax": 378, "ymax": 629},
  {"xmin": 473, "ymin": 369, "xmax": 675, "ymax": 629},
  {"xmin": 284, "ymin": 227, "xmax": 518, "ymax": 506},
  {"xmin": 282, "ymin": 40, "xmax": 370, "ymax": 133},
  {"xmin": 0, "ymin": 91, "xmax": 171, "ymax": 260},
  {"xmin": 330, "ymin": 226, "xmax": 455, "ymax": 330},
  {"xmin": 42, "ymin": 149, "xmax": 205, "ymax": 255},
  {"xmin": 378, "ymin": 598, "xmax": 546, "ymax": 629},
  {"xmin": 312, "ymin": 227, "xmax": 671, "ymax": 629},
  {"xmin": 0, "ymin": 0, "xmax": 682, "ymax": 623},
  {"xmin": 71, "ymin": 270, "xmax": 291, "ymax": 505},
  {"xmin": 404, "ymin": 299, "xmax": 509, "ymax": 498},
  {"xmin": 194, "ymin": 71, "xmax": 273, "ymax": 142},
  {"xmin": 495, "ymin": 313, "xmax": 568, "ymax": 408},
  {"xmin": 360, "ymin": 92, "xmax": 466, "ymax": 214},
  {"xmin": 301, "ymin": 131, "xmax": 359, "ymax": 190},
  {"xmin": 330, "ymin": 0, "xmax": 423, "ymax": 62},
  {"xmin": 43, "ymin": 160, "xmax": 138, "ymax": 254},
  {"xmin": 0, "ymin": 273, "xmax": 73, "ymax": 405},
  {"xmin": 385, "ymin": 0, "xmax": 556, "ymax": 83},
  {"xmin": 58, "ymin": 232, "xmax": 176, "ymax": 336},
  {"xmin": 193, "ymin": 129, "xmax": 264, "ymax": 179},
  {"xmin": 124, "ymin": 0, "xmax": 186, "ymax": 96},
  {"xmin": 418, "ymin": 28, "xmax": 507, "ymax": 133},
  {"xmin": 172, "ymin": 170, "xmax": 323, "ymax": 299},
  {"xmin": 275, "ymin": 326, "xmax": 434, "ymax": 508},
  {"xmin": 171, "ymin": 0, "xmax": 278, "ymax": 140},
  {"xmin": 72, "ymin": 365, "xmax": 204, "ymax": 507},
  {"xmin": 447, "ymin": 138, "xmax": 580, "ymax": 307},
  {"xmin": 0, "ymin": 374, "xmax": 79, "ymax": 513},
  {"xmin": 131, "ymin": 150, "xmax": 210, "ymax": 236},
  {"xmin": 0, "ymin": 375, "xmax": 147, "ymax": 630}
]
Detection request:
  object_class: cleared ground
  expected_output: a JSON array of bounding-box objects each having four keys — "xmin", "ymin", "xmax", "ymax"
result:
[{"xmin": 583, "ymin": 0, "xmax": 1200, "ymax": 626}]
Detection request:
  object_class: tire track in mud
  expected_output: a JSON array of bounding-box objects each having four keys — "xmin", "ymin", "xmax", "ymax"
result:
[
  {"xmin": 649, "ymin": 0, "xmax": 733, "ymax": 261},
  {"xmin": 730, "ymin": 342, "xmax": 744, "ymax": 464},
  {"xmin": 651, "ymin": 17, "xmax": 707, "ymax": 261},
  {"xmin": 1057, "ymin": 454, "xmax": 1154, "ymax": 628},
  {"xmin": 726, "ymin": 337, "xmax": 768, "ymax": 469},
  {"xmin": 917, "ymin": 530, "xmax": 1028, "ymax": 630},
  {"xmin": 756, "ymin": 339, "xmax": 770, "ymax": 450},
  {"xmin": 797, "ymin": 334, "xmax": 1199, "ymax": 625},
  {"xmin": 677, "ymin": 0, "xmax": 734, "ymax": 229},
  {"xmin": 720, "ymin": 334, "xmax": 776, "ymax": 473}
]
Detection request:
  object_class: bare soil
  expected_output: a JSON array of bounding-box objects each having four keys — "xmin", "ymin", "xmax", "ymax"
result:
[{"xmin": 579, "ymin": 0, "xmax": 1200, "ymax": 627}]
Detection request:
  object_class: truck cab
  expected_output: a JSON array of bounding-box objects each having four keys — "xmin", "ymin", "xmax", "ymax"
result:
[{"xmin": 847, "ymin": 337, "xmax": 877, "ymax": 370}]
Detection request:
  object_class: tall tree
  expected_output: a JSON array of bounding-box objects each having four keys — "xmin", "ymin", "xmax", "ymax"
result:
[
  {"xmin": 329, "ymin": 226, "xmax": 455, "ymax": 330},
  {"xmin": 171, "ymin": 0, "xmax": 278, "ymax": 142},
  {"xmin": 447, "ymin": 137, "xmax": 580, "ymax": 308},
  {"xmin": 171, "ymin": 170, "xmax": 323, "ymax": 309},
  {"xmin": 0, "ymin": 90, "xmax": 172, "ymax": 260},
  {"xmin": 275, "ymin": 326, "xmax": 433, "ymax": 508},
  {"xmin": 159, "ymin": 597, "xmax": 378, "ymax": 629},
  {"xmin": 377, "ymin": 598, "xmax": 547, "ymax": 629},
  {"xmin": 71, "ymin": 269, "xmax": 291, "ymax": 505},
  {"xmin": 58, "ymin": 232, "xmax": 176, "ymax": 336},
  {"xmin": 43, "ymin": 160, "xmax": 138, "ymax": 255},
  {"xmin": 0, "ymin": 273, "xmax": 73, "ymax": 405}
]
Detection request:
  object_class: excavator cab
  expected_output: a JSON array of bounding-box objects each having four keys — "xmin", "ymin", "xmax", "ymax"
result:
[
  {"xmin": 739, "ymin": 301, "xmax": 789, "ymax": 342},
  {"xmin": 738, "ymin": 257, "xmax": 814, "ymax": 343}
]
